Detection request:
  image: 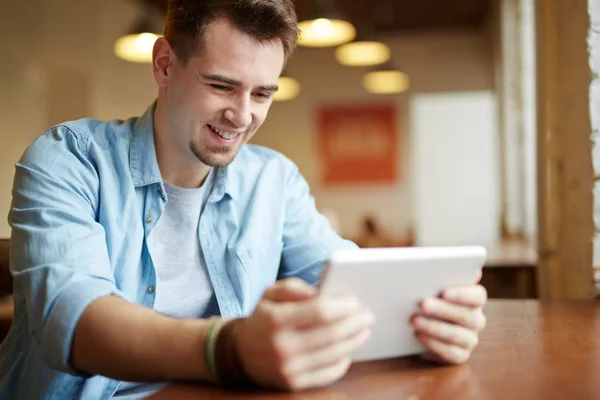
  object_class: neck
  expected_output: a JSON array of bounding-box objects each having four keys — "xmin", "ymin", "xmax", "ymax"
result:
[{"xmin": 153, "ymin": 100, "xmax": 211, "ymax": 188}]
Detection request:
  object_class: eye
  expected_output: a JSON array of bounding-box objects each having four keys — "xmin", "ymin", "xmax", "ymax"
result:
[
  {"xmin": 210, "ymin": 84, "xmax": 231, "ymax": 92},
  {"xmin": 254, "ymin": 92, "xmax": 272, "ymax": 100}
]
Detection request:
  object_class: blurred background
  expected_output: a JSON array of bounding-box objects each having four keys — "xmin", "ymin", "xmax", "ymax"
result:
[{"xmin": 0, "ymin": 0, "xmax": 542, "ymax": 300}]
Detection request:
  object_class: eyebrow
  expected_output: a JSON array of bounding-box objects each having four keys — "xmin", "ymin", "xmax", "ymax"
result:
[{"xmin": 199, "ymin": 73, "xmax": 279, "ymax": 92}]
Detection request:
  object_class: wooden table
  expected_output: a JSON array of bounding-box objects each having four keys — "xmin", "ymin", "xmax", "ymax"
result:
[{"xmin": 149, "ymin": 300, "xmax": 600, "ymax": 399}]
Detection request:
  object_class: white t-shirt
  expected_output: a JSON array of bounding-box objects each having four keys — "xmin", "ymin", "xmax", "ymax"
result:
[{"xmin": 113, "ymin": 170, "xmax": 218, "ymax": 399}]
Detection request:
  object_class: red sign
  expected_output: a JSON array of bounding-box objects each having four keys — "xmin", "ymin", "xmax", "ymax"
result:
[{"xmin": 317, "ymin": 104, "xmax": 399, "ymax": 185}]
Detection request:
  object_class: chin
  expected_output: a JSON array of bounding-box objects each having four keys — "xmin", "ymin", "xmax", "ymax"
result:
[
  {"xmin": 207, "ymin": 156, "xmax": 236, "ymax": 168},
  {"xmin": 190, "ymin": 144, "xmax": 239, "ymax": 167}
]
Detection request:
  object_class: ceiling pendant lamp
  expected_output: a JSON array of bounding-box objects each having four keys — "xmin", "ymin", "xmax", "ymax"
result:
[
  {"xmin": 114, "ymin": 16, "xmax": 161, "ymax": 63},
  {"xmin": 335, "ymin": 35, "xmax": 391, "ymax": 67},
  {"xmin": 297, "ymin": 0, "xmax": 356, "ymax": 48},
  {"xmin": 362, "ymin": 64, "xmax": 410, "ymax": 94},
  {"xmin": 274, "ymin": 72, "xmax": 301, "ymax": 102}
]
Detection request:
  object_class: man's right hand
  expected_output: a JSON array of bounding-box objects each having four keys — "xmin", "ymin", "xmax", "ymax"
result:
[{"xmin": 234, "ymin": 278, "xmax": 374, "ymax": 391}]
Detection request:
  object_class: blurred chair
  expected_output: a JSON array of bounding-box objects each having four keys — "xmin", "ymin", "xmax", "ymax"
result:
[
  {"xmin": 0, "ymin": 239, "xmax": 13, "ymax": 342},
  {"xmin": 355, "ymin": 215, "xmax": 394, "ymax": 248},
  {"xmin": 0, "ymin": 239, "xmax": 12, "ymax": 296}
]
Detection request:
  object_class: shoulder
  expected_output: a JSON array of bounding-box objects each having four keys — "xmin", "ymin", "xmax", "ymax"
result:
[
  {"xmin": 19, "ymin": 116, "xmax": 138, "ymax": 167},
  {"xmin": 59, "ymin": 116, "xmax": 137, "ymax": 153}
]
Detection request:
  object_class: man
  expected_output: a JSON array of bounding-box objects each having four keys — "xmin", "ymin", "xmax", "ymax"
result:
[{"xmin": 0, "ymin": 0, "xmax": 487, "ymax": 398}]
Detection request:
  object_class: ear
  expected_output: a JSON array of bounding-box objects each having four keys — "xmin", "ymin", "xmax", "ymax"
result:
[{"xmin": 152, "ymin": 37, "xmax": 174, "ymax": 88}]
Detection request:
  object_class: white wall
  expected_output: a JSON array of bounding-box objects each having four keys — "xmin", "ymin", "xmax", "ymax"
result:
[
  {"xmin": 0, "ymin": 0, "xmax": 496, "ymax": 241},
  {"xmin": 493, "ymin": 0, "xmax": 537, "ymax": 241},
  {"xmin": 589, "ymin": 0, "xmax": 600, "ymax": 273},
  {"xmin": 498, "ymin": 0, "xmax": 523, "ymax": 237},
  {"xmin": 410, "ymin": 92, "xmax": 501, "ymax": 248},
  {"xmin": 520, "ymin": 0, "xmax": 537, "ymax": 241}
]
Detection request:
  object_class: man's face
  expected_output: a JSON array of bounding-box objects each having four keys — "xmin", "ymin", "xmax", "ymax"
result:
[{"xmin": 163, "ymin": 18, "xmax": 284, "ymax": 167}]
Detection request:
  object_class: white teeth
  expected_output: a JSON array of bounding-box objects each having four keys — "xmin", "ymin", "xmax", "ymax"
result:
[{"xmin": 210, "ymin": 125, "xmax": 240, "ymax": 140}]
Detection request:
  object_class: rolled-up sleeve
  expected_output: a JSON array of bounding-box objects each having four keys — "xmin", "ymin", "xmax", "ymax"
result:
[
  {"xmin": 8, "ymin": 126, "xmax": 125, "ymax": 375},
  {"xmin": 279, "ymin": 162, "xmax": 358, "ymax": 286}
]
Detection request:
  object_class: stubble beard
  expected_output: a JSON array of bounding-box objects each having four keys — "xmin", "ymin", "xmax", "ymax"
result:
[{"xmin": 189, "ymin": 140, "xmax": 237, "ymax": 168}]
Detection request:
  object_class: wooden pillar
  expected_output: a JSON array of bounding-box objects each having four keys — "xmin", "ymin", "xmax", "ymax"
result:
[{"xmin": 536, "ymin": 0, "xmax": 595, "ymax": 299}]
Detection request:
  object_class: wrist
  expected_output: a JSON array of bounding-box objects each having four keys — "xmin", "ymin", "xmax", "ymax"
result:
[{"xmin": 213, "ymin": 318, "xmax": 254, "ymax": 387}]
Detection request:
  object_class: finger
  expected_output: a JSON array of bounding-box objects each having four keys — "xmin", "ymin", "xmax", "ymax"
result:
[
  {"xmin": 284, "ymin": 323, "xmax": 371, "ymax": 375},
  {"xmin": 264, "ymin": 278, "xmax": 317, "ymax": 303},
  {"xmin": 412, "ymin": 316, "xmax": 479, "ymax": 350},
  {"xmin": 419, "ymin": 298, "xmax": 486, "ymax": 331},
  {"xmin": 441, "ymin": 284, "xmax": 487, "ymax": 308},
  {"xmin": 415, "ymin": 332, "xmax": 471, "ymax": 365},
  {"xmin": 275, "ymin": 296, "xmax": 363, "ymax": 328},
  {"xmin": 295, "ymin": 310, "xmax": 375, "ymax": 352},
  {"xmin": 290, "ymin": 357, "xmax": 352, "ymax": 391}
]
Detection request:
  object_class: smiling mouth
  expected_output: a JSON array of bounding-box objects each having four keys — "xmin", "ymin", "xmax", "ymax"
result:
[{"xmin": 208, "ymin": 124, "xmax": 243, "ymax": 140}]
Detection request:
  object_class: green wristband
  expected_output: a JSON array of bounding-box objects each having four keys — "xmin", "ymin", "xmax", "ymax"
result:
[{"xmin": 205, "ymin": 317, "xmax": 223, "ymax": 383}]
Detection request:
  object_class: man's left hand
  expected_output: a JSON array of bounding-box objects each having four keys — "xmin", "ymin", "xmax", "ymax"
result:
[{"xmin": 411, "ymin": 283, "xmax": 487, "ymax": 364}]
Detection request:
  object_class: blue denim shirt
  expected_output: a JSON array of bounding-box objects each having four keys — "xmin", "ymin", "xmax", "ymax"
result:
[{"xmin": 0, "ymin": 103, "xmax": 356, "ymax": 399}]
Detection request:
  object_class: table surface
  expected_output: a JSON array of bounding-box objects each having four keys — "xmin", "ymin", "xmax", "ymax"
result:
[{"xmin": 149, "ymin": 300, "xmax": 600, "ymax": 400}]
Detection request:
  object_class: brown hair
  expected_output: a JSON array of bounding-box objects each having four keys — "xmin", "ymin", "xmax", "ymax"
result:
[{"xmin": 164, "ymin": 0, "xmax": 299, "ymax": 65}]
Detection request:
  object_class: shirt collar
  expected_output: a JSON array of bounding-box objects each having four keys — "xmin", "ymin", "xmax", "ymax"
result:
[
  {"xmin": 129, "ymin": 101, "xmax": 239, "ymax": 200},
  {"xmin": 130, "ymin": 101, "xmax": 162, "ymax": 187},
  {"xmin": 209, "ymin": 166, "xmax": 239, "ymax": 202}
]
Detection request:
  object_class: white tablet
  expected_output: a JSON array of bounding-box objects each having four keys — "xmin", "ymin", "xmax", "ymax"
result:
[{"xmin": 319, "ymin": 246, "xmax": 487, "ymax": 362}]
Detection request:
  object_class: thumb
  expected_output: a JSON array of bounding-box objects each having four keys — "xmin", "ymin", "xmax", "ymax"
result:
[{"xmin": 263, "ymin": 278, "xmax": 317, "ymax": 303}]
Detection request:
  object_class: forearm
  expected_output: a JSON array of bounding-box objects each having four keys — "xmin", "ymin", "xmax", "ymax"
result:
[{"xmin": 70, "ymin": 296, "xmax": 211, "ymax": 382}]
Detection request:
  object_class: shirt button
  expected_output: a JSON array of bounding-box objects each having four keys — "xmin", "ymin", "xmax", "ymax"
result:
[
  {"xmin": 147, "ymin": 285, "xmax": 155, "ymax": 294},
  {"xmin": 219, "ymin": 278, "xmax": 225, "ymax": 288},
  {"xmin": 146, "ymin": 215, "xmax": 154, "ymax": 224}
]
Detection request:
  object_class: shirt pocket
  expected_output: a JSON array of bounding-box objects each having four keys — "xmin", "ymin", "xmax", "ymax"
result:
[{"xmin": 234, "ymin": 243, "xmax": 282, "ymax": 312}]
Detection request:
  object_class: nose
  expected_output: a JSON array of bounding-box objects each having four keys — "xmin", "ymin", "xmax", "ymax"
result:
[{"xmin": 224, "ymin": 94, "xmax": 252, "ymax": 128}]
